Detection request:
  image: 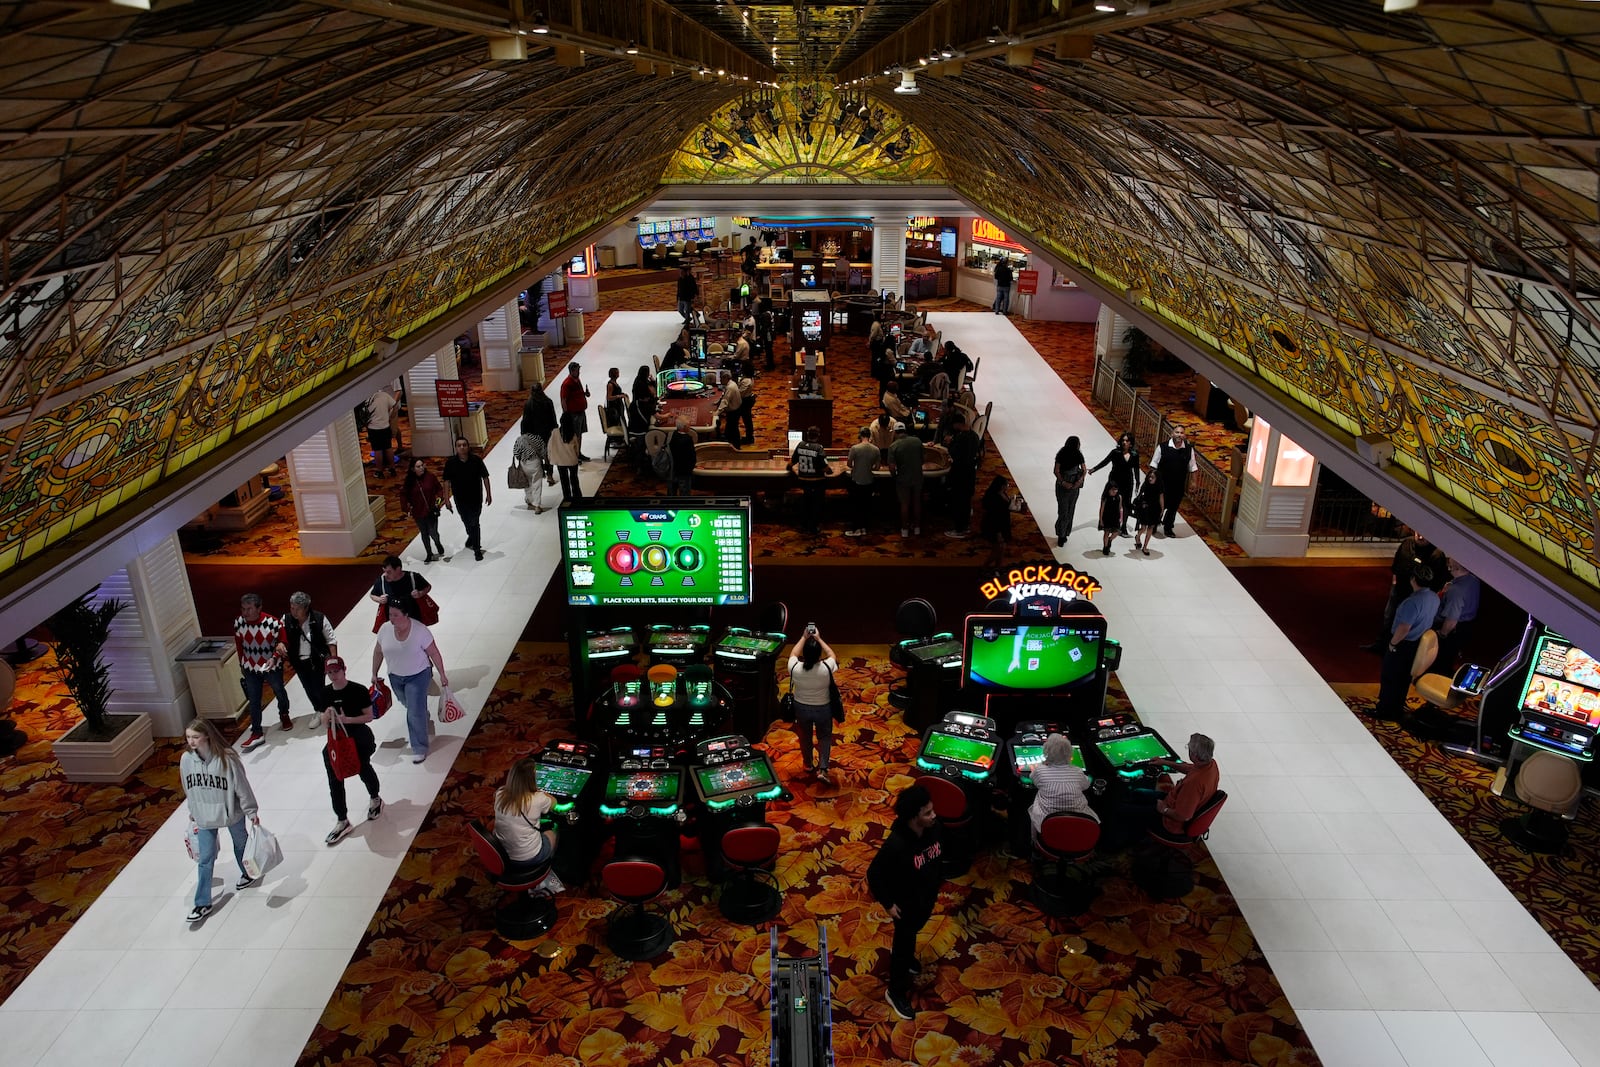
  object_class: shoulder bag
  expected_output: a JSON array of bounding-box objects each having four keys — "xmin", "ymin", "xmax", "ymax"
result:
[
  {"xmin": 411, "ymin": 573, "xmax": 441, "ymax": 627},
  {"xmin": 508, "ymin": 460, "xmax": 530, "ymax": 490},
  {"xmin": 826, "ymin": 663, "xmax": 845, "ymax": 723},
  {"xmin": 326, "ymin": 715, "xmax": 360, "ymax": 780}
]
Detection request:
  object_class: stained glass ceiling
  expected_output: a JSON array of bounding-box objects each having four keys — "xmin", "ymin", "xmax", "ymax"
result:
[{"xmin": 0, "ymin": 0, "xmax": 1598, "ymax": 640}]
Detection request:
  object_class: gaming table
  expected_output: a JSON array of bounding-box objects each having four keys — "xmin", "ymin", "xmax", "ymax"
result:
[{"xmin": 693, "ymin": 442, "xmax": 951, "ymax": 497}]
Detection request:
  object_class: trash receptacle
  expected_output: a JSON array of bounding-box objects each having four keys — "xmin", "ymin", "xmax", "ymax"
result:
[{"xmin": 565, "ymin": 312, "xmax": 585, "ymax": 343}]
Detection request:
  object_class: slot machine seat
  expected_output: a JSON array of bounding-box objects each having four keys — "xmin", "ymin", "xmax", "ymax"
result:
[
  {"xmin": 758, "ymin": 601, "xmax": 789, "ymax": 635},
  {"xmin": 916, "ymin": 774, "xmax": 976, "ymax": 876},
  {"xmin": 1407, "ymin": 661, "xmax": 1479, "ymax": 740},
  {"xmin": 467, "ymin": 821, "xmax": 558, "ymax": 940},
  {"xmin": 1502, "ymin": 751, "xmax": 1582, "ymax": 854},
  {"xmin": 1133, "ymin": 790, "xmax": 1228, "ymax": 900},
  {"xmin": 888, "ymin": 599, "xmax": 938, "ymax": 710},
  {"xmin": 1030, "ymin": 813, "xmax": 1102, "ymax": 916},
  {"xmin": 601, "ymin": 858, "xmax": 676, "ymax": 960},
  {"xmin": 718, "ymin": 823, "xmax": 782, "ymax": 924}
]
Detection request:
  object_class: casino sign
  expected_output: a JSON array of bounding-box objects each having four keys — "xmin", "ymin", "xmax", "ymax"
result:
[{"xmin": 980, "ymin": 563, "xmax": 1101, "ymax": 607}]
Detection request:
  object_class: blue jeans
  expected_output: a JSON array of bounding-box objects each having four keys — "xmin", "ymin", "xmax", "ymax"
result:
[
  {"xmin": 195, "ymin": 818, "xmax": 248, "ymax": 907},
  {"xmin": 993, "ymin": 285, "xmax": 1011, "ymax": 313},
  {"xmin": 242, "ymin": 669, "xmax": 290, "ymax": 734},
  {"xmin": 795, "ymin": 701, "xmax": 834, "ymax": 770},
  {"xmin": 389, "ymin": 666, "xmax": 433, "ymax": 756}
]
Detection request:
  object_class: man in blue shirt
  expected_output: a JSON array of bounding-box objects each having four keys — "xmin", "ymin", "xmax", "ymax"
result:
[
  {"xmin": 1374, "ymin": 564, "xmax": 1442, "ymax": 719},
  {"xmin": 1434, "ymin": 559, "xmax": 1481, "ymax": 671}
]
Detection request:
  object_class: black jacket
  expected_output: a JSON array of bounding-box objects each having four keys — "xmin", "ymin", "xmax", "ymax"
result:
[
  {"xmin": 866, "ymin": 818, "xmax": 943, "ymax": 920},
  {"xmin": 281, "ymin": 609, "xmax": 331, "ymax": 668}
]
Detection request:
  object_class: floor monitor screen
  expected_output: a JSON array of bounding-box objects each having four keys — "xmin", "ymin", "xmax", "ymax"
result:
[
  {"xmin": 1013, "ymin": 744, "xmax": 1086, "ymax": 773},
  {"xmin": 922, "ymin": 731, "xmax": 997, "ymax": 770},
  {"xmin": 1095, "ymin": 733, "xmax": 1176, "ymax": 769},
  {"xmin": 535, "ymin": 764, "xmax": 593, "ymax": 798},
  {"xmin": 561, "ymin": 500, "xmax": 752, "ymax": 606},
  {"xmin": 964, "ymin": 616, "xmax": 1105, "ymax": 692},
  {"xmin": 603, "ymin": 769, "xmax": 682, "ymax": 805},
  {"xmin": 1520, "ymin": 633, "xmax": 1600, "ymax": 729},
  {"xmin": 693, "ymin": 756, "xmax": 777, "ymax": 801}
]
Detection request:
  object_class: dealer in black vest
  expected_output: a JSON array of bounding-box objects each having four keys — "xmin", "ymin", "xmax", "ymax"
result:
[{"xmin": 1150, "ymin": 426, "xmax": 1198, "ymax": 538}]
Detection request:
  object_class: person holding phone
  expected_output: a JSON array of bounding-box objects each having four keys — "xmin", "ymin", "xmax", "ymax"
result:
[{"xmin": 788, "ymin": 624, "xmax": 839, "ymax": 785}]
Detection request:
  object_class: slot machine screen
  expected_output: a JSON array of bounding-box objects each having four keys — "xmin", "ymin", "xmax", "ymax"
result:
[
  {"xmin": 922, "ymin": 732, "xmax": 997, "ymax": 770},
  {"xmin": 1519, "ymin": 634, "xmax": 1600, "ymax": 729},
  {"xmin": 1096, "ymin": 733, "xmax": 1177, "ymax": 769},
  {"xmin": 964, "ymin": 616, "xmax": 1105, "ymax": 692},
  {"xmin": 800, "ymin": 308, "xmax": 824, "ymax": 343},
  {"xmin": 799, "ymin": 263, "xmax": 818, "ymax": 288},
  {"xmin": 535, "ymin": 764, "xmax": 594, "ymax": 798},
  {"xmin": 603, "ymin": 768, "xmax": 682, "ymax": 806},
  {"xmin": 693, "ymin": 756, "xmax": 778, "ymax": 803},
  {"xmin": 1012, "ymin": 744, "xmax": 1087, "ymax": 774},
  {"xmin": 560, "ymin": 499, "xmax": 753, "ymax": 606}
]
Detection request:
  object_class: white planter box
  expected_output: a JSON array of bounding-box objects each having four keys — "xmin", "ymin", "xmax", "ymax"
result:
[{"xmin": 52, "ymin": 712, "xmax": 157, "ymax": 784}]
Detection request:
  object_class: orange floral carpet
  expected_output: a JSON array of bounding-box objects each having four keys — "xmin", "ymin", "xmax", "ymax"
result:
[{"xmin": 300, "ymin": 649, "xmax": 1316, "ymax": 1067}]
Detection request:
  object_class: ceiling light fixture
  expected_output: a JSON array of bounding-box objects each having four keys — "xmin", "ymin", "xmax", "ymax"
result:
[
  {"xmin": 1094, "ymin": 1, "xmax": 1117, "ymax": 10},
  {"xmin": 625, "ymin": 41, "xmax": 639, "ymax": 54},
  {"xmin": 987, "ymin": 26, "xmax": 1002, "ymax": 44},
  {"xmin": 941, "ymin": 44, "xmax": 955, "ymax": 58},
  {"xmin": 531, "ymin": 11, "xmax": 549, "ymax": 33},
  {"xmin": 894, "ymin": 70, "xmax": 919, "ymax": 95}
]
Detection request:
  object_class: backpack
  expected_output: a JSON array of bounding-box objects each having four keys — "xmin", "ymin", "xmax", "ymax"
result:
[{"xmin": 652, "ymin": 436, "xmax": 675, "ymax": 478}]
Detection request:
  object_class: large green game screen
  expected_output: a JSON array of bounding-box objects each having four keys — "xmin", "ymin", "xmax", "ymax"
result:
[
  {"xmin": 561, "ymin": 500, "xmax": 751, "ymax": 606},
  {"xmin": 964, "ymin": 617, "xmax": 1104, "ymax": 692}
]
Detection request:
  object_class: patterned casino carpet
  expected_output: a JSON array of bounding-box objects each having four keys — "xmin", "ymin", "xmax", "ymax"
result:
[{"xmin": 299, "ymin": 649, "xmax": 1318, "ymax": 1067}]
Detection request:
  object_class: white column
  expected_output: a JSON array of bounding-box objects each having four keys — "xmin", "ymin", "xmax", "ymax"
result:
[
  {"xmin": 480, "ymin": 299, "xmax": 523, "ymax": 392},
  {"xmin": 287, "ymin": 411, "xmax": 378, "ymax": 558},
  {"xmin": 1233, "ymin": 415, "xmax": 1320, "ymax": 557},
  {"xmin": 406, "ymin": 342, "xmax": 460, "ymax": 457},
  {"xmin": 872, "ymin": 223, "xmax": 906, "ymax": 300},
  {"xmin": 97, "ymin": 533, "xmax": 201, "ymax": 737},
  {"xmin": 1095, "ymin": 305, "xmax": 1130, "ymax": 366}
]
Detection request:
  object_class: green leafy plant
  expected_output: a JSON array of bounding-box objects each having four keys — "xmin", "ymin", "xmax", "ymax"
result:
[{"xmin": 49, "ymin": 590, "xmax": 127, "ymax": 740}]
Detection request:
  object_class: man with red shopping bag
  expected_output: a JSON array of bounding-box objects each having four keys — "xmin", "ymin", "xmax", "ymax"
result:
[{"xmin": 320, "ymin": 657, "xmax": 384, "ymax": 846}]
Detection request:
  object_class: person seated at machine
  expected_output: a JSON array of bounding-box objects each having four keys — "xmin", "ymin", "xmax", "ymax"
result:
[
  {"xmin": 1102, "ymin": 732, "xmax": 1219, "ymax": 849},
  {"xmin": 1028, "ymin": 734, "xmax": 1098, "ymax": 832},
  {"xmin": 493, "ymin": 757, "xmax": 565, "ymax": 894},
  {"xmin": 662, "ymin": 331, "xmax": 691, "ymax": 372}
]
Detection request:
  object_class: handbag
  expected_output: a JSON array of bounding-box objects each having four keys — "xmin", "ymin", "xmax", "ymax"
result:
[
  {"xmin": 183, "ymin": 817, "xmax": 200, "ymax": 861},
  {"xmin": 242, "ymin": 823, "xmax": 283, "ymax": 880},
  {"xmin": 369, "ymin": 678, "xmax": 392, "ymax": 719},
  {"xmin": 778, "ymin": 692, "xmax": 795, "ymax": 722},
  {"xmin": 507, "ymin": 461, "xmax": 530, "ymax": 490},
  {"xmin": 411, "ymin": 573, "xmax": 440, "ymax": 627},
  {"xmin": 826, "ymin": 664, "xmax": 846, "ymax": 724},
  {"xmin": 326, "ymin": 716, "xmax": 360, "ymax": 780},
  {"xmin": 438, "ymin": 683, "xmax": 465, "ymax": 724}
]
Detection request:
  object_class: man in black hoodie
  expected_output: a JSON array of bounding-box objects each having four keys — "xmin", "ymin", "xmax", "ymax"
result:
[{"xmin": 867, "ymin": 783, "xmax": 943, "ymax": 1020}]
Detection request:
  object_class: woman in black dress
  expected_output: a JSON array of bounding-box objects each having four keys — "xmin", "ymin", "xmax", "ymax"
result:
[{"xmin": 1087, "ymin": 432, "xmax": 1139, "ymax": 534}]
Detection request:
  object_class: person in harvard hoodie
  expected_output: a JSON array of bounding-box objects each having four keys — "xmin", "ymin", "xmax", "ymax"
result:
[
  {"xmin": 867, "ymin": 783, "xmax": 944, "ymax": 1022},
  {"xmin": 180, "ymin": 717, "xmax": 260, "ymax": 923}
]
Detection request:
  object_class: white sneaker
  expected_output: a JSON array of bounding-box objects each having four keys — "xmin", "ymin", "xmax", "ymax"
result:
[
  {"xmin": 901, "ymin": 528, "xmax": 910, "ymax": 538},
  {"xmin": 532, "ymin": 871, "xmax": 567, "ymax": 896},
  {"xmin": 325, "ymin": 820, "xmax": 353, "ymax": 846}
]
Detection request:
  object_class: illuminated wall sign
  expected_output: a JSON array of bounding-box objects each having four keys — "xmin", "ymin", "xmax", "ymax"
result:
[
  {"xmin": 980, "ymin": 562, "xmax": 1101, "ymax": 604},
  {"xmin": 969, "ymin": 218, "xmax": 1030, "ymax": 252},
  {"xmin": 907, "ymin": 216, "xmax": 939, "ymax": 229}
]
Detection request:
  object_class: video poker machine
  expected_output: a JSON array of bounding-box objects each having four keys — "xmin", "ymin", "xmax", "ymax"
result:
[
  {"xmin": 712, "ymin": 628, "xmax": 788, "ymax": 738},
  {"xmin": 891, "ymin": 632, "xmax": 964, "ymax": 731},
  {"xmin": 533, "ymin": 738, "xmax": 601, "ymax": 882},
  {"xmin": 915, "ymin": 711, "xmax": 1001, "ymax": 785},
  {"xmin": 599, "ymin": 754, "xmax": 687, "ymax": 886},
  {"xmin": 692, "ymin": 733, "xmax": 788, "ymax": 881}
]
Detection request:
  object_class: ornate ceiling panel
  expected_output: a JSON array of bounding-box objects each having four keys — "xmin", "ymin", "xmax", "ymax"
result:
[{"xmin": 0, "ymin": 0, "xmax": 1597, "ymax": 597}]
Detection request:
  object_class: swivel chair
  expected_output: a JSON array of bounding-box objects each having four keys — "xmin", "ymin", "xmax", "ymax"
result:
[
  {"xmin": 718, "ymin": 823, "xmax": 783, "ymax": 924},
  {"xmin": 467, "ymin": 821, "xmax": 558, "ymax": 940},
  {"xmin": 887, "ymin": 599, "xmax": 939, "ymax": 711},
  {"xmin": 601, "ymin": 857, "xmax": 675, "ymax": 960},
  {"xmin": 1030, "ymin": 813, "xmax": 1102, "ymax": 916},
  {"xmin": 1502, "ymin": 751, "xmax": 1582, "ymax": 854},
  {"xmin": 916, "ymin": 774, "xmax": 976, "ymax": 876},
  {"xmin": 1132, "ymin": 790, "xmax": 1229, "ymax": 900}
]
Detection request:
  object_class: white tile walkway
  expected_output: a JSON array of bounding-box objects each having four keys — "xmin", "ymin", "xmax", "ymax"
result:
[{"xmin": 4, "ymin": 308, "xmax": 1595, "ymax": 1066}]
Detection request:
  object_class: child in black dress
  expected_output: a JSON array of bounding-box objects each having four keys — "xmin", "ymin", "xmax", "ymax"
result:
[
  {"xmin": 1097, "ymin": 481, "xmax": 1123, "ymax": 556},
  {"xmin": 1132, "ymin": 467, "xmax": 1163, "ymax": 555}
]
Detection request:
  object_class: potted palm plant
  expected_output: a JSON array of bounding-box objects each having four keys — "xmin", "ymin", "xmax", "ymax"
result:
[{"xmin": 48, "ymin": 590, "xmax": 156, "ymax": 783}]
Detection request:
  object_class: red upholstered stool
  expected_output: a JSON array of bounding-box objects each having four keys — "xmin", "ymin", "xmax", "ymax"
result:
[
  {"xmin": 601, "ymin": 858, "xmax": 675, "ymax": 960},
  {"xmin": 916, "ymin": 773, "xmax": 975, "ymax": 876},
  {"xmin": 719, "ymin": 823, "xmax": 782, "ymax": 924},
  {"xmin": 1133, "ymin": 791, "xmax": 1228, "ymax": 899},
  {"xmin": 1029, "ymin": 813, "xmax": 1102, "ymax": 916},
  {"xmin": 467, "ymin": 821, "xmax": 557, "ymax": 940}
]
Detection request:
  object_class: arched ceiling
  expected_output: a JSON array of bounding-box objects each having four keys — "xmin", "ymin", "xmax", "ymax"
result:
[{"xmin": 0, "ymin": 1, "xmax": 1597, "ymax": 610}]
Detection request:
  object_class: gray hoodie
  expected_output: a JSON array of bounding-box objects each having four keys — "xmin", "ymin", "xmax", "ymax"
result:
[{"xmin": 180, "ymin": 748, "xmax": 259, "ymax": 829}]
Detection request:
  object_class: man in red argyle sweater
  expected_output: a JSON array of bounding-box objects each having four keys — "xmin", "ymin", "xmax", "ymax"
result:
[{"xmin": 234, "ymin": 593, "xmax": 291, "ymax": 751}]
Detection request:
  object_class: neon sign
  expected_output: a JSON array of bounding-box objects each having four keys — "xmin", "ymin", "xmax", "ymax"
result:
[
  {"xmin": 980, "ymin": 562, "xmax": 1101, "ymax": 605},
  {"xmin": 969, "ymin": 218, "xmax": 1030, "ymax": 252}
]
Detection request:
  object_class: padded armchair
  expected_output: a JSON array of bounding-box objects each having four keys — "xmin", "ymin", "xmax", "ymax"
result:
[
  {"xmin": 1133, "ymin": 790, "xmax": 1228, "ymax": 900},
  {"xmin": 1503, "ymin": 751, "xmax": 1582, "ymax": 854},
  {"xmin": 1030, "ymin": 813, "xmax": 1102, "ymax": 916},
  {"xmin": 719, "ymin": 823, "xmax": 782, "ymax": 924},
  {"xmin": 467, "ymin": 820, "xmax": 558, "ymax": 940},
  {"xmin": 601, "ymin": 858, "xmax": 675, "ymax": 960}
]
